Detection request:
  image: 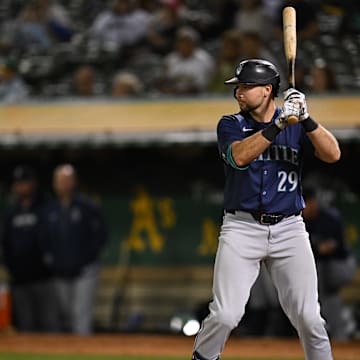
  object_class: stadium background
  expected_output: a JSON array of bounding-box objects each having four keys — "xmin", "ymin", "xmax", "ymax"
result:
[{"xmin": 0, "ymin": 0, "xmax": 360, "ymax": 358}]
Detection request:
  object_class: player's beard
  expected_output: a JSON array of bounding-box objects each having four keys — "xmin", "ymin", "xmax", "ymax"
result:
[{"xmin": 238, "ymin": 100, "xmax": 262, "ymax": 113}]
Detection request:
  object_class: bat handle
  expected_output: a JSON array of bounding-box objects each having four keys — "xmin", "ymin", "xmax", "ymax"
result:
[
  {"xmin": 287, "ymin": 114, "xmax": 299, "ymax": 124},
  {"xmin": 286, "ymin": 95, "xmax": 299, "ymax": 124},
  {"xmin": 285, "ymin": 84, "xmax": 299, "ymax": 124}
]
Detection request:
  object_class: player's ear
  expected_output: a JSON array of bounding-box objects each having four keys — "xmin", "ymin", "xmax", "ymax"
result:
[
  {"xmin": 233, "ymin": 86, "xmax": 238, "ymax": 99},
  {"xmin": 264, "ymin": 84, "xmax": 272, "ymax": 97}
]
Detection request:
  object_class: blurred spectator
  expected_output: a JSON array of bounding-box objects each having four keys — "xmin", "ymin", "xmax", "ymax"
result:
[
  {"xmin": 1, "ymin": 165, "xmax": 57, "ymax": 332},
  {"xmin": 14, "ymin": 1, "xmax": 54, "ymax": 53},
  {"xmin": 209, "ymin": 29, "xmax": 242, "ymax": 94},
  {"xmin": 214, "ymin": 0, "xmax": 239, "ymax": 32},
  {"xmin": 273, "ymin": 0, "xmax": 320, "ymax": 41},
  {"xmin": 315, "ymin": 0, "xmax": 360, "ymax": 36},
  {"xmin": 316, "ymin": 0, "xmax": 346, "ymax": 35},
  {"xmin": 89, "ymin": 0, "xmax": 153, "ymax": 55},
  {"xmin": 307, "ymin": 58, "xmax": 339, "ymax": 93},
  {"xmin": 145, "ymin": 0, "xmax": 183, "ymax": 56},
  {"xmin": 35, "ymin": 0, "xmax": 74, "ymax": 42},
  {"xmin": 0, "ymin": 0, "xmax": 72, "ymax": 56},
  {"xmin": 175, "ymin": 1, "xmax": 216, "ymax": 41},
  {"xmin": 263, "ymin": 0, "xmax": 283, "ymax": 21},
  {"xmin": 302, "ymin": 188, "xmax": 357, "ymax": 341},
  {"xmin": 111, "ymin": 71, "xmax": 144, "ymax": 96},
  {"xmin": 158, "ymin": 25, "xmax": 215, "ymax": 94},
  {"xmin": 72, "ymin": 64, "xmax": 105, "ymax": 97},
  {"xmin": 0, "ymin": 58, "xmax": 29, "ymax": 104},
  {"xmin": 233, "ymin": 0, "xmax": 274, "ymax": 42},
  {"xmin": 42, "ymin": 164, "xmax": 108, "ymax": 335},
  {"xmin": 0, "ymin": 22, "xmax": 19, "ymax": 56},
  {"xmin": 73, "ymin": 65, "xmax": 95, "ymax": 96}
]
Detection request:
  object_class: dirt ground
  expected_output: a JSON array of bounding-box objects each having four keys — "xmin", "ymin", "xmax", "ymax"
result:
[{"xmin": 0, "ymin": 334, "xmax": 359, "ymax": 359}]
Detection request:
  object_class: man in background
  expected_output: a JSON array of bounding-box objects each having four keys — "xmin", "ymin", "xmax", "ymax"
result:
[
  {"xmin": 42, "ymin": 164, "xmax": 108, "ymax": 335},
  {"xmin": 302, "ymin": 187, "xmax": 357, "ymax": 340},
  {"xmin": 1, "ymin": 165, "xmax": 56, "ymax": 332},
  {"xmin": 158, "ymin": 26, "xmax": 215, "ymax": 94}
]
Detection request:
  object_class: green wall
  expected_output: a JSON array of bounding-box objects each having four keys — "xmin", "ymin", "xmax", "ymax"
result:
[
  {"xmin": 100, "ymin": 190, "xmax": 360, "ymax": 267},
  {"xmin": 101, "ymin": 191, "xmax": 222, "ymax": 266}
]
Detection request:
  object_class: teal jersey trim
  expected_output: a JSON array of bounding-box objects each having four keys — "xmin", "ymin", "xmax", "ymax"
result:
[{"xmin": 226, "ymin": 144, "xmax": 249, "ymax": 170}]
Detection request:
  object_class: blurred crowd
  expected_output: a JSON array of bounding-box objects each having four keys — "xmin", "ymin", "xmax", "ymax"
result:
[{"xmin": 0, "ymin": 0, "xmax": 359, "ymax": 103}]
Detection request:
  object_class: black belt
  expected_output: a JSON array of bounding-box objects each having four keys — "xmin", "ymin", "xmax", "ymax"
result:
[{"xmin": 226, "ymin": 209, "xmax": 300, "ymax": 225}]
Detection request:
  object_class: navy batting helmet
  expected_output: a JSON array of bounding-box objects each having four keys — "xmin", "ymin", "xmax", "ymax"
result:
[{"xmin": 225, "ymin": 59, "xmax": 280, "ymax": 96}]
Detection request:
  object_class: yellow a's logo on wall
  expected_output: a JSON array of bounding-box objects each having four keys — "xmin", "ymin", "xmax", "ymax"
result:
[{"xmin": 125, "ymin": 186, "xmax": 176, "ymax": 253}]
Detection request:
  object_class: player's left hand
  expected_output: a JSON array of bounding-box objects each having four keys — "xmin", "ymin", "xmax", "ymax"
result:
[
  {"xmin": 283, "ymin": 88, "xmax": 309, "ymax": 121},
  {"xmin": 275, "ymin": 110, "xmax": 288, "ymax": 130}
]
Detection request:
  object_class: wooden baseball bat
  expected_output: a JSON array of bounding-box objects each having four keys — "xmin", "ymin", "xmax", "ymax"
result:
[{"xmin": 282, "ymin": 6, "xmax": 298, "ymax": 124}]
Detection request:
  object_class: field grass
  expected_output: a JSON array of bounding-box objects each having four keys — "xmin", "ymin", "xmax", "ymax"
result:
[{"xmin": 0, "ymin": 355, "xmax": 303, "ymax": 360}]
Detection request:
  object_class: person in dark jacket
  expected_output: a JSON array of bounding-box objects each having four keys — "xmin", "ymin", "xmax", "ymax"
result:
[
  {"xmin": 303, "ymin": 187, "xmax": 357, "ymax": 340},
  {"xmin": 1, "ymin": 165, "xmax": 57, "ymax": 332},
  {"xmin": 42, "ymin": 164, "xmax": 108, "ymax": 335}
]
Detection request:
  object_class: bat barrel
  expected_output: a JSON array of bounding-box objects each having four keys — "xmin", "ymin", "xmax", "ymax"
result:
[{"xmin": 283, "ymin": 6, "xmax": 298, "ymax": 124}]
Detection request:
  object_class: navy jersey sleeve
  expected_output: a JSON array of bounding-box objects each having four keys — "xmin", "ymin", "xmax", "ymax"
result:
[
  {"xmin": 217, "ymin": 114, "xmax": 248, "ymax": 169},
  {"xmin": 217, "ymin": 115, "xmax": 244, "ymax": 154}
]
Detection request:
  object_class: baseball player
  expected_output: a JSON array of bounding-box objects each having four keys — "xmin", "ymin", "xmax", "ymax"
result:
[{"xmin": 192, "ymin": 59, "xmax": 340, "ymax": 360}]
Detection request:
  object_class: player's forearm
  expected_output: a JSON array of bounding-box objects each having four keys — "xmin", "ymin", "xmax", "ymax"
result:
[
  {"xmin": 231, "ymin": 131, "xmax": 271, "ymax": 167},
  {"xmin": 307, "ymin": 125, "xmax": 341, "ymax": 163}
]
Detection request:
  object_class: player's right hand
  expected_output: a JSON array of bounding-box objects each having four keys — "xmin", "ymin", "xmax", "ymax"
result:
[
  {"xmin": 283, "ymin": 98, "xmax": 301, "ymax": 123},
  {"xmin": 283, "ymin": 88, "xmax": 309, "ymax": 121}
]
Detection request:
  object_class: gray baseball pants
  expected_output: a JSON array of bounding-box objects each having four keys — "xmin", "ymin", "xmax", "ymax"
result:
[{"xmin": 193, "ymin": 211, "xmax": 333, "ymax": 360}]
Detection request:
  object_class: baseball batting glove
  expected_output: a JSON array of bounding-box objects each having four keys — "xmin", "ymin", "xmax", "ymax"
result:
[
  {"xmin": 283, "ymin": 97, "xmax": 301, "ymax": 122},
  {"xmin": 274, "ymin": 109, "xmax": 288, "ymax": 130},
  {"xmin": 283, "ymin": 88, "xmax": 309, "ymax": 121}
]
